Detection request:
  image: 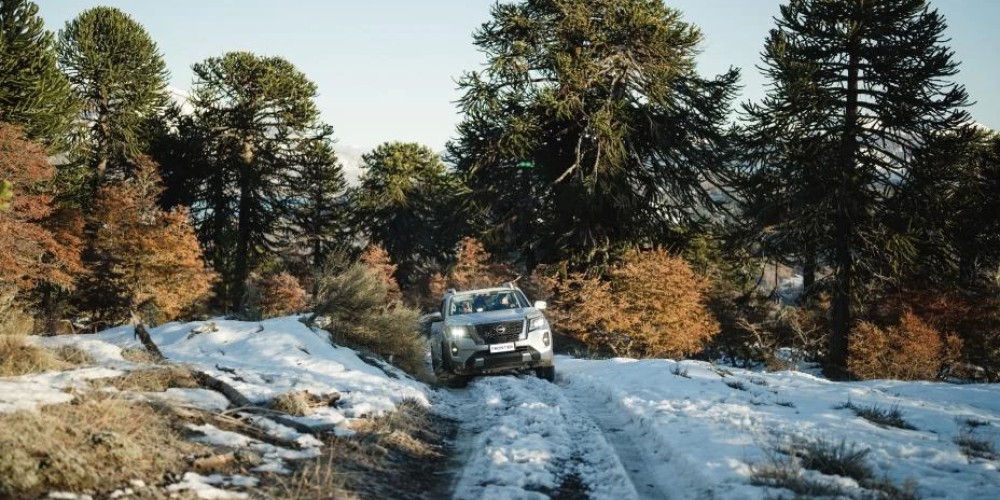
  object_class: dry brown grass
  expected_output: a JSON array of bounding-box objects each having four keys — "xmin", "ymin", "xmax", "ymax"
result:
[
  {"xmin": 94, "ymin": 365, "xmax": 200, "ymax": 392},
  {"xmin": 269, "ymin": 399, "xmax": 449, "ymax": 500},
  {"xmin": 0, "ymin": 335, "xmax": 92, "ymax": 377},
  {"xmin": 120, "ymin": 346, "xmax": 164, "ymax": 364},
  {"xmin": 272, "ymin": 390, "xmax": 314, "ymax": 416},
  {"xmin": 0, "ymin": 393, "xmax": 207, "ymax": 498},
  {"xmin": 0, "ymin": 334, "xmax": 66, "ymax": 376}
]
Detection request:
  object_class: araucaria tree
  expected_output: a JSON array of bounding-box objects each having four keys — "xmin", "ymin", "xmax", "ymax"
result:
[
  {"xmin": 450, "ymin": 0, "xmax": 739, "ymax": 268},
  {"xmin": 352, "ymin": 141, "xmax": 466, "ymax": 286},
  {"xmin": 185, "ymin": 51, "xmax": 334, "ymax": 309},
  {"xmin": 0, "ymin": 0, "xmax": 77, "ymax": 149},
  {"xmin": 287, "ymin": 137, "xmax": 348, "ymax": 271},
  {"xmin": 57, "ymin": 6, "xmax": 169, "ymax": 189},
  {"xmin": 741, "ymin": 0, "xmax": 970, "ymax": 372}
]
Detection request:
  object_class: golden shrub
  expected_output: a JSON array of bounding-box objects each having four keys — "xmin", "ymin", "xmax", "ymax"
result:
[
  {"xmin": 548, "ymin": 248, "xmax": 719, "ymax": 359},
  {"xmin": 360, "ymin": 244, "xmax": 401, "ymax": 303},
  {"xmin": 848, "ymin": 311, "xmax": 960, "ymax": 380},
  {"xmin": 255, "ymin": 272, "xmax": 309, "ymax": 318}
]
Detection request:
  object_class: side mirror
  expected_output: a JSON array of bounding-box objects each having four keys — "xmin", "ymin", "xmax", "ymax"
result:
[
  {"xmin": 419, "ymin": 312, "xmax": 443, "ymax": 337},
  {"xmin": 533, "ymin": 301, "xmax": 547, "ymax": 310}
]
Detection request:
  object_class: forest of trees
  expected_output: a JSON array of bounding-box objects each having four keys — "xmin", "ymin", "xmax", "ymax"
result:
[{"xmin": 1, "ymin": 0, "xmax": 998, "ymax": 380}]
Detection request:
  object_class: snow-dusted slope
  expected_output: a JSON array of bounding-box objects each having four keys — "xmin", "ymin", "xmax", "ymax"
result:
[{"xmin": 6, "ymin": 318, "xmax": 1000, "ymax": 499}]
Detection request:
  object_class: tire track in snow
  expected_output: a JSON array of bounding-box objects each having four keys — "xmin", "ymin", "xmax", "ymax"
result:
[
  {"xmin": 562, "ymin": 383, "xmax": 672, "ymax": 500},
  {"xmin": 440, "ymin": 375, "xmax": 639, "ymax": 499},
  {"xmin": 560, "ymin": 376, "xmax": 717, "ymax": 500}
]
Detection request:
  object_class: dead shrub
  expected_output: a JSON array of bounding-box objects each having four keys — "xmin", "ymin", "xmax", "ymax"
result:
[
  {"xmin": 0, "ymin": 334, "xmax": 66, "ymax": 376},
  {"xmin": 272, "ymin": 391, "xmax": 314, "ymax": 416},
  {"xmin": 53, "ymin": 345, "xmax": 92, "ymax": 366},
  {"xmin": 120, "ymin": 346, "xmax": 162, "ymax": 364},
  {"xmin": 544, "ymin": 248, "xmax": 719, "ymax": 359},
  {"xmin": 0, "ymin": 284, "xmax": 33, "ymax": 338},
  {"xmin": 360, "ymin": 244, "xmax": 401, "ymax": 303},
  {"xmin": 312, "ymin": 262, "xmax": 425, "ymax": 375},
  {"xmin": 422, "ymin": 237, "xmax": 515, "ymax": 309},
  {"xmin": 849, "ymin": 311, "xmax": 960, "ymax": 380},
  {"xmin": 873, "ymin": 288, "xmax": 1000, "ymax": 381},
  {"xmin": 0, "ymin": 393, "xmax": 206, "ymax": 498},
  {"xmin": 0, "ymin": 291, "xmax": 90, "ymax": 374}
]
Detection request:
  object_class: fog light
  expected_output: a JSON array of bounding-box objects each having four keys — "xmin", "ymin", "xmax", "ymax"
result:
[
  {"xmin": 451, "ymin": 342, "xmax": 458, "ymax": 355},
  {"xmin": 542, "ymin": 331, "xmax": 550, "ymax": 347}
]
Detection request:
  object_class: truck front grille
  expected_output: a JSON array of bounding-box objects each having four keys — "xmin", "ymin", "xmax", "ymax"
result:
[{"xmin": 475, "ymin": 320, "xmax": 524, "ymax": 343}]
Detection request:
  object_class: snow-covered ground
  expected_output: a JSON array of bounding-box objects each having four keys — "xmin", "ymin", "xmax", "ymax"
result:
[{"xmin": 4, "ymin": 317, "xmax": 1000, "ymax": 499}]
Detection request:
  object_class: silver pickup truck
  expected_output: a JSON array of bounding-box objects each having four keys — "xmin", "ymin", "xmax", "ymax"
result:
[{"xmin": 427, "ymin": 284, "xmax": 555, "ymax": 383}]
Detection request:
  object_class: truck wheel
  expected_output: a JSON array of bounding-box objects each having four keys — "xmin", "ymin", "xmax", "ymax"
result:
[{"xmin": 536, "ymin": 366, "xmax": 555, "ymax": 382}]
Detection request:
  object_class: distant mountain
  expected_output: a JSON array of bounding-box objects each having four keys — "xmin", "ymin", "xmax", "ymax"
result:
[{"xmin": 333, "ymin": 144, "xmax": 368, "ymax": 185}]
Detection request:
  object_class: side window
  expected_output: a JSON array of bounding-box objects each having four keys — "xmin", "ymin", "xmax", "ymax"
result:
[{"xmin": 441, "ymin": 299, "xmax": 448, "ymax": 318}]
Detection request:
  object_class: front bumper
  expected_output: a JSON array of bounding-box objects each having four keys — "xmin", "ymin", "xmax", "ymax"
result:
[{"xmin": 446, "ymin": 328, "xmax": 554, "ymax": 375}]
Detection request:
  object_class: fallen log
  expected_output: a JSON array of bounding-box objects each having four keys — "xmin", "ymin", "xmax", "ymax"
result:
[
  {"xmin": 133, "ymin": 321, "xmax": 165, "ymax": 361},
  {"xmin": 192, "ymin": 370, "xmax": 337, "ymax": 436}
]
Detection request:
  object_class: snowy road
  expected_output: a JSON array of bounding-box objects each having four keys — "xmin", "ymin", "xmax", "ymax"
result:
[
  {"xmin": 437, "ymin": 356, "xmax": 1000, "ymax": 500},
  {"xmin": 562, "ymin": 383, "xmax": 675, "ymax": 500}
]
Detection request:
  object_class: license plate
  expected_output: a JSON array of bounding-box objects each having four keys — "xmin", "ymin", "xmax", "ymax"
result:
[{"xmin": 489, "ymin": 342, "xmax": 516, "ymax": 353}]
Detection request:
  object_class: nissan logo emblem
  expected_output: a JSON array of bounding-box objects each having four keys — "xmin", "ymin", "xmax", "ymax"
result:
[{"xmin": 495, "ymin": 325, "xmax": 506, "ymax": 335}]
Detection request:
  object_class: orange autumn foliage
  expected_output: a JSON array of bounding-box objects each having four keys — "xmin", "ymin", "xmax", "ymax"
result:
[
  {"xmin": 254, "ymin": 272, "xmax": 308, "ymax": 318},
  {"xmin": 546, "ymin": 248, "xmax": 719, "ymax": 359},
  {"xmin": 849, "ymin": 310, "xmax": 962, "ymax": 380},
  {"xmin": 428, "ymin": 237, "xmax": 515, "ymax": 298},
  {"xmin": 359, "ymin": 244, "xmax": 401, "ymax": 303},
  {"xmin": 0, "ymin": 124, "xmax": 82, "ymax": 291},
  {"xmin": 88, "ymin": 157, "xmax": 215, "ymax": 323}
]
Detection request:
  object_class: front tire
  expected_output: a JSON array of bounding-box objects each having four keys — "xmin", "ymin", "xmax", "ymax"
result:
[{"xmin": 536, "ymin": 365, "xmax": 555, "ymax": 382}]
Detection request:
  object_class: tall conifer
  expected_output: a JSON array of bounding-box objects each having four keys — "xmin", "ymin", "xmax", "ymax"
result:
[
  {"xmin": 741, "ymin": 0, "xmax": 970, "ymax": 373},
  {"xmin": 0, "ymin": 0, "xmax": 76, "ymax": 149}
]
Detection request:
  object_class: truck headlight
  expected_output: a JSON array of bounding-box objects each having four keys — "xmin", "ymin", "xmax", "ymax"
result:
[
  {"xmin": 528, "ymin": 316, "xmax": 548, "ymax": 331},
  {"xmin": 449, "ymin": 325, "xmax": 471, "ymax": 338}
]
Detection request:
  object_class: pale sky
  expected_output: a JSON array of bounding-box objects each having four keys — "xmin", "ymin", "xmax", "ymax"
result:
[{"xmin": 37, "ymin": 1, "xmax": 1000, "ymax": 151}]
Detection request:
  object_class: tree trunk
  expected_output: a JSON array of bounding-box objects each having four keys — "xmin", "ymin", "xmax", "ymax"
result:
[
  {"xmin": 801, "ymin": 239, "xmax": 816, "ymax": 303},
  {"xmin": 231, "ymin": 143, "xmax": 253, "ymax": 311},
  {"xmin": 829, "ymin": 25, "xmax": 862, "ymax": 377},
  {"xmin": 132, "ymin": 314, "xmax": 165, "ymax": 361}
]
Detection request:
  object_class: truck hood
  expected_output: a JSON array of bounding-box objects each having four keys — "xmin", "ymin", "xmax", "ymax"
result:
[{"xmin": 452, "ymin": 308, "xmax": 539, "ymax": 325}]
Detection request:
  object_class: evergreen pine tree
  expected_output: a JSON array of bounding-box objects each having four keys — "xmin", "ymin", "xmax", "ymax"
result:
[
  {"xmin": 0, "ymin": 0, "xmax": 76, "ymax": 149},
  {"xmin": 741, "ymin": 0, "xmax": 970, "ymax": 373},
  {"xmin": 57, "ymin": 6, "xmax": 169, "ymax": 188},
  {"xmin": 186, "ymin": 51, "xmax": 332, "ymax": 309},
  {"xmin": 449, "ymin": 0, "xmax": 739, "ymax": 269}
]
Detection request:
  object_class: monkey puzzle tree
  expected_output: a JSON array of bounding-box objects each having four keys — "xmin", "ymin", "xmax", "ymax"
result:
[
  {"xmin": 741, "ymin": 0, "xmax": 970, "ymax": 373},
  {"xmin": 450, "ymin": 0, "xmax": 739, "ymax": 269},
  {"xmin": 286, "ymin": 136, "xmax": 349, "ymax": 271},
  {"xmin": 0, "ymin": 0, "xmax": 77, "ymax": 150},
  {"xmin": 186, "ymin": 51, "xmax": 333, "ymax": 309},
  {"xmin": 352, "ymin": 141, "xmax": 466, "ymax": 286},
  {"xmin": 57, "ymin": 6, "xmax": 169, "ymax": 191}
]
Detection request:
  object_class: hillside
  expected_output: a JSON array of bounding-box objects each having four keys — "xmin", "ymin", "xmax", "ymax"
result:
[{"xmin": 1, "ymin": 317, "xmax": 998, "ymax": 498}]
